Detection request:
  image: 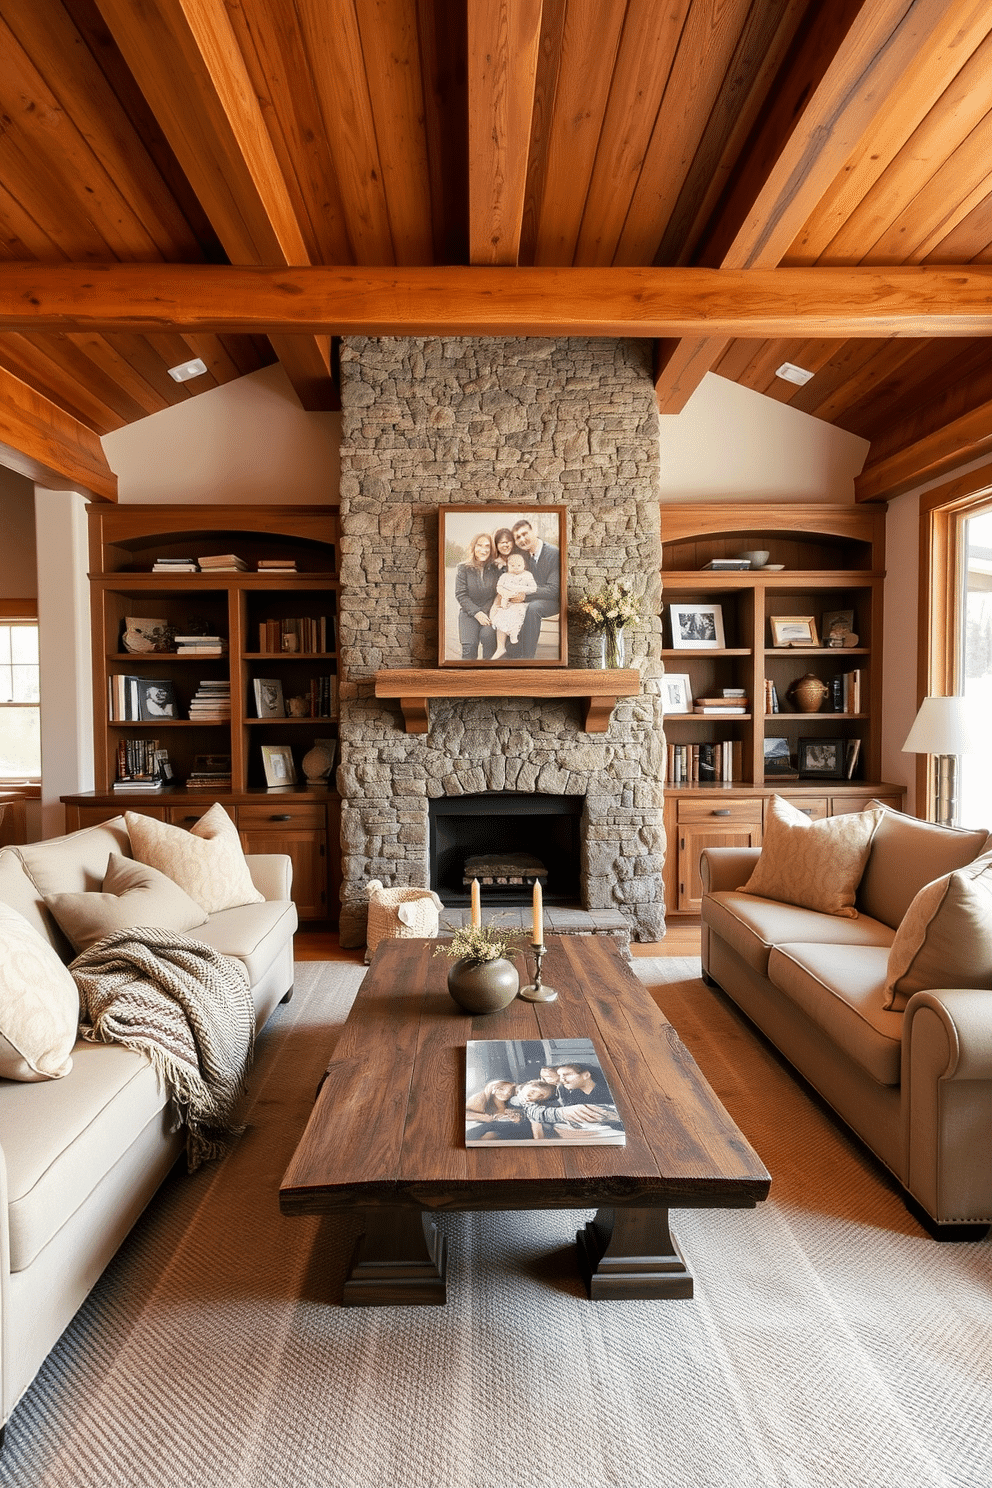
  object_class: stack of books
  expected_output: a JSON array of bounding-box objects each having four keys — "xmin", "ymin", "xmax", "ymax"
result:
[
  {"xmin": 198, "ymin": 553, "xmax": 247, "ymax": 572},
  {"xmin": 693, "ymin": 696, "xmax": 748, "ymax": 714},
  {"xmin": 257, "ymin": 558, "xmax": 298, "ymax": 572},
  {"xmin": 173, "ymin": 633, "xmax": 228, "ymax": 655},
  {"xmin": 186, "ymin": 754, "xmax": 232, "ymax": 790},
  {"xmin": 152, "ymin": 556, "xmax": 198, "ymax": 573},
  {"xmin": 702, "ymin": 558, "xmax": 751, "ymax": 570},
  {"xmin": 187, "ymin": 680, "xmax": 231, "ymax": 720}
]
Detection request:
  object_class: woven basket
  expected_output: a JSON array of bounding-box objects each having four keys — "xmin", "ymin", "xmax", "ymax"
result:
[{"xmin": 365, "ymin": 880, "xmax": 443, "ymax": 963}]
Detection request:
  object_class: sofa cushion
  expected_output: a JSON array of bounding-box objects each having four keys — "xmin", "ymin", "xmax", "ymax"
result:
[
  {"xmin": 857, "ymin": 802, "xmax": 989, "ymax": 929},
  {"xmin": 767, "ymin": 943, "xmax": 902, "ymax": 1086},
  {"xmin": 0, "ymin": 902, "xmax": 80, "ymax": 1082},
  {"xmin": 44, "ymin": 853, "xmax": 209, "ymax": 953},
  {"xmin": 5, "ymin": 817, "xmax": 132, "ymax": 954},
  {"xmin": 192, "ymin": 899, "xmax": 298, "ymax": 987},
  {"xmin": 739, "ymin": 795, "xmax": 883, "ymax": 918},
  {"xmin": 126, "ymin": 804, "xmax": 264, "ymax": 915},
  {"xmin": 0, "ymin": 1040, "xmax": 170, "ymax": 1271},
  {"xmin": 704, "ymin": 890, "xmax": 893, "ymax": 977},
  {"xmin": 0, "ymin": 845, "xmax": 56, "ymax": 946},
  {"xmin": 883, "ymin": 850, "xmax": 992, "ymax": 1010}
]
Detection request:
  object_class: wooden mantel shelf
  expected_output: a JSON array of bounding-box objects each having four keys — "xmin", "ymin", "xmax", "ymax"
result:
[{"xmin": 374, "ymin": 668, "xmax": 640, "ymax": 733}]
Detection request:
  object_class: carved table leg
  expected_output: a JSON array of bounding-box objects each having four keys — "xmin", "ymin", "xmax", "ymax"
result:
[
  {"xmin": 343, "ymin": 1208, "xmax": 447, "ymax": 1306},
  {"xmin": 576, "ymin": 1206, "xmax": 693, "ymax": 1300}
]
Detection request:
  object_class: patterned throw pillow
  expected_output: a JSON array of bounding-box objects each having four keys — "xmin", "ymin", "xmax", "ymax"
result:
[
  {"xmin": 739, "ymin": 795, "xmax": 883, "ymax": 918},
  {"xmin": 45, "ymin": 852, "xmax": 209, "ymax": 952},
  {"xmin": 125, "ymin": 804, "xmax": 264, "ymax": 915},
  {"xmin": 883, "ymin": 851, "xmax": 992, "ymax": 1010},
  {"xmin": 0, "ymin": 901, "xmax": 79, "ymax": 1081}
]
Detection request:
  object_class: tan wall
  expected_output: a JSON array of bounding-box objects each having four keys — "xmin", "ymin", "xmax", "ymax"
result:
[{"xmin": 0, "ymin": 467, "xmax": 37, "ymax": 599}]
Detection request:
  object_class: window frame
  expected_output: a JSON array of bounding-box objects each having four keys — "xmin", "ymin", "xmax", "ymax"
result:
[{"xmin": 0, "ymin": 598, "xmax": 41, "ymax": 788}]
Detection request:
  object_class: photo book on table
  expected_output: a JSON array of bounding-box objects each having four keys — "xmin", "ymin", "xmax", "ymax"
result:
[{"xmin": 465, "ymin": 1037, "xmax": 625, "ymax": 1147}]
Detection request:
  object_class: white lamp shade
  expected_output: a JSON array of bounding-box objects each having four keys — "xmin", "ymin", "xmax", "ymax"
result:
[{"xmin": 902, "ymin": 696, "xmax": 980, "ymax": 756}]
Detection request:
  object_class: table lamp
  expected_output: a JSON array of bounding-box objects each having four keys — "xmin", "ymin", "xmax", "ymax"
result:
[{"xmin": 902, "ymin": 696, "xmax": 979, "ymax": 826}]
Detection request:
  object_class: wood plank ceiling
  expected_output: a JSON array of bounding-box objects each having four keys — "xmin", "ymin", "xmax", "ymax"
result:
[{"xmin": 1, "ymin": 0, "xmax": 992, "ymax": 502}]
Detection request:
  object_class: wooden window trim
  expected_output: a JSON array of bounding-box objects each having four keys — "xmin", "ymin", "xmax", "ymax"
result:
[{"xmin": 918, "ymin": 467, "xmax": 992, "ymax": 817}]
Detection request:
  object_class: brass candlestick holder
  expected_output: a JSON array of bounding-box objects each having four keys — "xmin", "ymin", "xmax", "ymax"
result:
[{"xmin": 519, "ymin": 942, "xmax": 557, "ymax": 1002}]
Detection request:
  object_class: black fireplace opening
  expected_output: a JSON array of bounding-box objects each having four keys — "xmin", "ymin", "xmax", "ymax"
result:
[{"xmin": 429, "ymin": 793, "xmax": 583, "ymax": 907}]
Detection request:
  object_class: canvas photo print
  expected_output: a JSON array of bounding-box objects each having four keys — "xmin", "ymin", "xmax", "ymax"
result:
[
  {"xmin": 465, "ymin": 1037, "xmax": 625, "ymax": 1147},
  {"xmin": 439, "ymin": 506, "xmax": 567, "ymax": 667}
]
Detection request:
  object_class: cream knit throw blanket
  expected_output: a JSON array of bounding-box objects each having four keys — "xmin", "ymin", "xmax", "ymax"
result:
[{"xmin": 72, "ymin": 928, "xmax": 256, "ymax": 1170}]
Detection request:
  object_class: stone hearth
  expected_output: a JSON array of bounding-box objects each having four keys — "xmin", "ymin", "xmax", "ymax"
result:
[{"xmin": 335, "ymin": 336, "xmax": 666, "ymax": 947}]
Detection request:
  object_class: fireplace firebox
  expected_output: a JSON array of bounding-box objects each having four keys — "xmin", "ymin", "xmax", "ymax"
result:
[{"xmin": 429, "ymin": 794, "xmax": 583, "ymax": 907}]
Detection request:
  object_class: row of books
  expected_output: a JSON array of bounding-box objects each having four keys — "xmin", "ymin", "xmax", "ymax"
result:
[
  {"xmin": 257, "ymin": 616, "xmax": 332, "ymax": 654},
  {"xmin": 149, "ymin": 555, "xmax": 314, "ymax": 573},
  {"xmin": 667, "ymin": 740, "xmax": 743, "ymax": 784},
  {"xmin": 113, "ymin": 738, "xmax": 171, "ymax": 788}
]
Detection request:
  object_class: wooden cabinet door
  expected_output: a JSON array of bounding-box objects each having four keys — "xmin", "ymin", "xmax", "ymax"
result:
[
  {"xmin": 239, "ymin": 826, "xmax": 327, "ymax": 920},
  {"xmin": 677, "ymin": 818, "xmax": 761, "ymax": 913}
]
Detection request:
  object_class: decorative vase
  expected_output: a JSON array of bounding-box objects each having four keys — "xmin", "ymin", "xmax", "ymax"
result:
[
  {"xmin": 602, "ymin": 626, "xmax": 626, "ymax": 669},
  {"xmin": 446, "ymin": 956, "xmax": 519, "ymax": 1015},
  {"xmin": 787, "ymin": 673, "xmax": 829, "ymax": 713}
]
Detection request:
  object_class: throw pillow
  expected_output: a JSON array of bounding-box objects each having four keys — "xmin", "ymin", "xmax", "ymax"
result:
[
  {"xmin": 45, "ymin": 852, "xmax": 208, "ymax": 953},
  {"xmin": 0, "ymin": 901, "xmax": 79, "ymax": 1081},
  {"xmin": 883, "ymin": 850, "xmax": 992, "ymax": 1010},
  {"xmin": 125, "ymin": 804, "xmax": 264, "ymax": 915},
  {"xmin": 739, "ymin": 795, "xmax": 883, "ymax": 918}
]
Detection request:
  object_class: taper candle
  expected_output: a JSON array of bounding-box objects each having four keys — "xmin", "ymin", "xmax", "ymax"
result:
[
  {"xmin": 532, "ymin": 879, "xmax": 543, "ymax": 945},
  {"xmin": 470, "ymin": 877, "xmax": 481, "ymax": 928}
]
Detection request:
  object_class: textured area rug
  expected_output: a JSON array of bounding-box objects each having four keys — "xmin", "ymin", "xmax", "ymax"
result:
[{"xmin": 1, "ymin": 957, "xmax": 989, "ymax": 1488}]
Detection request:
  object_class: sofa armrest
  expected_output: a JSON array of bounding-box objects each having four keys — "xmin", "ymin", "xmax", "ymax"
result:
[
  {"xmin": 901, "ymin": 989, "xmax": 992, "ymax": 1225},
  {"xmin": 700, "ymin": 847, "xmax": 761, "ymax": 895},
  {"xmin": 245, "ymin": 853, "xmax": 293, "ymax": 903}
]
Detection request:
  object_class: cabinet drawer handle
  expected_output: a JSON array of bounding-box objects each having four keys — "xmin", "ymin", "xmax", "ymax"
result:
[
  {"xmin": 269, "ymin": 813, "xmax": 292, "ymax": 821},
  {"xmin": 711, "ymin": 809, "xmax": 731, "ymax": 817}
]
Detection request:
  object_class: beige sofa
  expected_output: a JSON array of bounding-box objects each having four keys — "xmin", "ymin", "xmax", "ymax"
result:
[
  {"xmin": 700, "ymin": 804, "xmax": 992, "ymax": 1238},
  {"xmin": 0, "ymin": 815, "xmax": 298, "ymax": 1440}
]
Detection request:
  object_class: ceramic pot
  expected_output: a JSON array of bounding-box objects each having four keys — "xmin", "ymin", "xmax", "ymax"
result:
[
  {"xmin": 787, "ymin": 673, "xmax": 829, "ymax": 713},
  {"xmin": 446, "ymin": 956, "xmax": 519, "ymax": 1014}
]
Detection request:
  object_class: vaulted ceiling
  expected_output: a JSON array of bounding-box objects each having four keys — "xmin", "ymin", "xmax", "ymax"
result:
[{"xmin": 2, "ymin": 0, "xmax": 992, "ymax": 504}]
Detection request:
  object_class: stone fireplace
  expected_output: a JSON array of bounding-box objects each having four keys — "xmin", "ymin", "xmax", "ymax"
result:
[{"xmin": 335, "ymin": 335, "xmax": 666, "ymax": 947}]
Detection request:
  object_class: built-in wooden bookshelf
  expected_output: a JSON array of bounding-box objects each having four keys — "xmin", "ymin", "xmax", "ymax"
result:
[
  {"xmin": 61, "ymin": 505, "xmax": 341, "ymax": 924},
  {"xmin": 660, "ymin": 502, "xmax": 905, "ymax": 916}
]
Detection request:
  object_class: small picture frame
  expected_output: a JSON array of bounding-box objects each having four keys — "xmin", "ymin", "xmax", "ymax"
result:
[
  {"xmin": 770, "ymin": 615, "xmax": 820, "ymax": 648},
  {"xmin": 660, "ymin": 673, "xmax": 693, "ymax": 714},
  {"xmin": 137, "ymin": 679, "xmax": 176, "ymax": 720},
  {"xmin": 822, "ymin": 609, "xmax": 858, "ymax": 648},
  {"xmin": 254, "ymin": 677, "xmax": 285, "ymax": 718},
  {"xmin": 668, "ymin": 603, "xmax": 725, "ymax": 649},
  {"xmin": 798, "ymin": 737, "xmax": 845, "ymax": 778},
  {"xmin": 764, "ymin": 736, "xmax": 796, "ymax": 776},
  {"xmin": 261, "ymin": 744, "xmax": 297, "ymax": 788}
]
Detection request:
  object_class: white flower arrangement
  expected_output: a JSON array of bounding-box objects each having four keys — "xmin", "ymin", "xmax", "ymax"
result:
[
  {"xmin": 578, "ymin": 581, "xmax": 639, "ymax": 632},
  {"xmin": 434, "ymin": 921, "xmax": 527, "ymax": 965}
]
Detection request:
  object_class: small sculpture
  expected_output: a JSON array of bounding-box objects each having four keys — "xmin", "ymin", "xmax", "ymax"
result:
[{"xmin": 787, "ymin": 673, "xmax": 829, "ymax": 714}]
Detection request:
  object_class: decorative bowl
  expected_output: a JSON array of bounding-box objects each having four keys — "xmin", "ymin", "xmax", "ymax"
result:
[{"xmin": 737, "ymin": 549, "xmax": 770, "ymax": 569}]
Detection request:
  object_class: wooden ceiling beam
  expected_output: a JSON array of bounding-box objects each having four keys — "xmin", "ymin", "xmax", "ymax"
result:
[
  {"xmin": 467, "ymin": 0, "xmax": 543, "ymax": 265},
  {"xmin": 1, "ymin": 263, "xmax": 991, "ymax": 338},
  {"xmin": 93, "ymin": 0, "xmax": 333, "ymax": 410},
  {"xmin": 856, "ymin": 401, "xmax": 992, "ymax": 502},
  {"xmin": 0, "ymin": 365, "xmax": 117, "ymax": 502},
  {"xmin": 653, "ymin": 0, "xmax": 959, "ymax": 412}
]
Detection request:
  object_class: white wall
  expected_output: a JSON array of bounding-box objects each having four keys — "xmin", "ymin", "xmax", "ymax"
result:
[
  {"xmin": 659, "ymin": 373, "xmax": 870, "ymax": 503},
  {"xmin": 101, "ymin": 362, "xmax": 340, "ymax": 505},
  {"xmin": 35, "ymin": 489, "xmax": 92, "ymax": 839}
]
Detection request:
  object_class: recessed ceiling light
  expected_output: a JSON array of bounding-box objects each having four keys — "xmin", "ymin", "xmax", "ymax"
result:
[
  {"xmin": 775, "ymin": 361, "xmax": 814, "ymax": 386},
  {"xmin": 167, "ymin": 358, "xmax": 208, "ymax": 383}
]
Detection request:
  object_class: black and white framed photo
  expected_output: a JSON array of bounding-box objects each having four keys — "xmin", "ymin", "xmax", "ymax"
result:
[
  {"xmin": 660, "ymin": 672, "xmax": 693, "ymax": 713},
  {"xmin": 668, "ymin": 603, "xmax": 725, "ymax": 649},
  {"xmin": 438, "ymin": 505, "xmax": 567, "ymax": 667},
  {"xmin": 770, "ymin": 615, "xmax": 819, "ymax": 648},
  {"xmin": 137, "ymin": 679, "xmax": 176, "ymax": 720},
  {"xmin": 261, "ymin": 744, "xmax": 297, "ymax": 788},
  {"xmin": 254, "ymin": 677, "xmax": 285, "ymax": 718},
  {"xmin": 798, "ymin": 737, "xmax": 845, "ymax": 778}
]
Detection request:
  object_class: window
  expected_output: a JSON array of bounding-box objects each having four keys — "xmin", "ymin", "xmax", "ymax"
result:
[
  {"xmin": 0, "ymin": 622, "xmax": 41, "ymax": 780},
  {"xmin": 959, "ymin": 504, "xmax": 992, "ymax": 830}
]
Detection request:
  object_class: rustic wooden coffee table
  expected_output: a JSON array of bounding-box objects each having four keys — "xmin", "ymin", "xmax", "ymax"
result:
[{"xmin": 279, "ymin": 935, "xmax": 769, "ymax": 1304}]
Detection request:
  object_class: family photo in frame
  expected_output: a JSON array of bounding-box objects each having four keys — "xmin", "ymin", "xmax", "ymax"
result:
[{"xmin": 439, "ymin": 505, "xmax": 567, "ymax": 666}]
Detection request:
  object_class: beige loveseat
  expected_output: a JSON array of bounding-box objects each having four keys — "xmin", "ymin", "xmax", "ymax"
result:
[
  {"xmin": 0, "ymin": 814, "xmax": 298, "ymax": 1441},
  {"xmin": 700, "ymin": 802, "xmax": 992, "ymax": 1238}
]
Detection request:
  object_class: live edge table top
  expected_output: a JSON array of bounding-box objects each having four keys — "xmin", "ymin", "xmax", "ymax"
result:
[{"xmin": 279, "ymin": 935, "xmax": 770, "ymax": 1220}]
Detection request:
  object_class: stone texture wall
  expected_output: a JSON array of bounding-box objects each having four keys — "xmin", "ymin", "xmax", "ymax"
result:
[{"xmin": 336, "ymin": 335, "xmax": 665, "ymax": 946}]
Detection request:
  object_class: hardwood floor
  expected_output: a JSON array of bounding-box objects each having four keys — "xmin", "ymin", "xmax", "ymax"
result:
[{"xmin": 294, "ymin": 924, "xmax": 702, "ymax": 961}]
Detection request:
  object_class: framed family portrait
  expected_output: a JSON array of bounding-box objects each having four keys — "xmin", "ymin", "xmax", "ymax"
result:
[
  {"xmin": 438, "ymin": 505, "xmax": 567, "ymax": 667},
  {"xmin": 660, "ymin": 673, "xmax": 693, "ymax": 714},
  {"xmin": 668, "ymin": 603, "xmax": 725, "ymax": 649}
]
